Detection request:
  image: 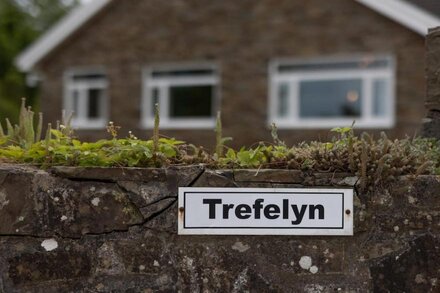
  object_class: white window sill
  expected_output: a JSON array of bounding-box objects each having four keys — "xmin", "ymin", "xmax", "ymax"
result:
[
  {"xmin": 142, "ymin": 118, "xmax": 216, "ymax": 129},
  {"xmin": 270, "ymin": 118, "xmax": 394, "ymax": 129}
]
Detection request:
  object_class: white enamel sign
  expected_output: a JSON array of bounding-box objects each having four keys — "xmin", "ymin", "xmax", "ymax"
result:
[{"xmin": 178, "ymin": 187, "xmax": 353, "ymax": 235}]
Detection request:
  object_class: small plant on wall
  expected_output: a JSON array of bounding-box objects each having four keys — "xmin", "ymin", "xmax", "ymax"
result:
[{"xmin": 0, "ymin": 99, "xmax": 438, "ymax": 190}]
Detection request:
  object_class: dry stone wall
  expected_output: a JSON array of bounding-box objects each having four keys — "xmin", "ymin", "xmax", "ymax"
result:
[{"xmin": 0, "ymin": 164, "xmax": 438, "ymax": 292}]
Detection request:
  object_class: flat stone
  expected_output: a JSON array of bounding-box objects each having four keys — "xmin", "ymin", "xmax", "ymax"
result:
[
  {"xmin": 0, "ymin": 169, "xmax": 44, "ymax": 236},
  {"xmin": 392, "ymin": 176, "xmax": 440, "ymax": 208},
  {"xmin": 118, "ymin": 180, "xmax": 174, "ymax": 208},
  {"xmin": 140, "ymin": 197, "xmax": 176, "ymax": 219},
  {"xmin": 117, "ymin": 165, "xmax": 204, "ymax": 208},
  {"xmin": 171, "ymin": 165, "xmax": 205, "ymax": 187},
  {"xmin": 313, "ymin": 173, "xmax": 357, "ymax": 186},
  {"xmin": 235, "ymin": 182, "xmax": 273, "ymax": 187},
  {"xmin": 143, "ymin": 202, "xmax": 178, "ymax": 233},
  {"xmin": 192, "ymin": 170, "xmax": 237, "ymax": 187},
  {"xmin": 370, "ymin": 234, "xmax": 440, "ymax": 292},
  {"xmin": 234, "ymin": 169, "xmax": 303, "ymax": 183},
  {"xmin": 51, "ymin": 166, "xmax": 168, "ymax": 182},
  {"xmin": 45, "ymin": 181, "xmax": 144, "ymax": 237},
  {"xmin": 8, "ymin": 249, "xmax": 91, "ymax": 285}
]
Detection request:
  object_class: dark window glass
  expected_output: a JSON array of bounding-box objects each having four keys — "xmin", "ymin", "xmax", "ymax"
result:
[
  {"xmin": 169, "ymin": 85, "xmax": 213, "ymax": 118},
  {"xmin": 72, "ymin": 73, "xmax": 105, "ymax": 81},
  {"xmin": 151, "ymin": 69, "xmax": 215, "ymax": 78},
  {"xmin": 88, "ymin": 88, "xmax": 102, "ymax": 119},
  {"xmin": 299, "ymin": 79, "xmax": 362, "ymax": 118}
]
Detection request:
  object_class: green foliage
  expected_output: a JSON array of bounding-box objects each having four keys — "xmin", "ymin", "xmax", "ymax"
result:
[
  {"xmin": 214, "ymin": 111, "xmax": 232, "ymax": 159},
  {"xmin": 0, "ymin": 106, "xmax": 438, "ymax": 191},
  {"xmin": 0, "ymin": 98, "xmax": 43, "ymax": 149},
  {"xmin": 0, "ymin": 0, "xmax": 36, "ymax": 120},
  {"xmin": 15, "ymin": 0, "xmax": 80, "ymax": 33},
  {"xmin": 271, "ymin": 123, "xmax": 285, "ymax": 147}
]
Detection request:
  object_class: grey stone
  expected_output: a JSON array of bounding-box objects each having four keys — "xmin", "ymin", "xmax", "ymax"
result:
[
  {"xmin": 117, "ymin": 165, "xmax": 204, "ymax": 208},
  {"xmin": 45, "ymin": 181, "xmax": 144, "ymax": 237},
  {"xmin": 234, "ymin": 169, "xmax": 303, "ymax": 183},
  {"xmin": 370, "ymin": 234, "xmax": 440, "ymax": 292},
  {"xmin": 51, "ymin": 166, "xmax": 168, "ymax": 182},
  {"xmin": 192, "ymin": 170, "xmax": 237, "ymax": 187},
  {"xmin": 140, "ymin": 197, "xmax": 176, "ymax": 219}
]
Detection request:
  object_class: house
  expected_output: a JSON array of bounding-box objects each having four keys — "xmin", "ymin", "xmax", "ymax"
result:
[{"xmin": 15, "ymin": 0, "xmax": 440, "ymax": 148}]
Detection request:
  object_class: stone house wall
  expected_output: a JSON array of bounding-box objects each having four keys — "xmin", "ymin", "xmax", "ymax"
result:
[{"xmin": 36, "ymin": 0, "xmax": 426, "ymax": 149}]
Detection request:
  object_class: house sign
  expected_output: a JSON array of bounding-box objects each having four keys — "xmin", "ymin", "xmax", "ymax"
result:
[{"xmin": 178, "ymin": 187, "xmax": 353, "ymax": 235}]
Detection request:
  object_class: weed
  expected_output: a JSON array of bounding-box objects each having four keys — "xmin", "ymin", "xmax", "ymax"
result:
[
  {"xmin": 214, "ymin": 111, "xmax": 232, "ymax": 159},
  {"xmin": 0, "ymin": 99, "xmax": 438, "ymax": 190}
]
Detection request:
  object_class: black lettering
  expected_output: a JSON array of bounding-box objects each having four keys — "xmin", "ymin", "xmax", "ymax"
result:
[
  {"xmin": 253, "ymin": 199, "xmax": 264, "ymax": 219},
  {"xmin": 309, "ymin": 204, "xmax": 324, "ymax": 219},
  {"xmin": 203, "ymin": 199, "xmax": 222, "ymax": 219},
  {"xmin": 264, "ymin": 204, "xmax": 280, "ymax": 219},
  {"xmin": 235, "ymin": 204, "xmax": 251, "ymax": 219},
  {"xmin": 283, "ymin": 199, "xmax": 289, "ymax": 219},
  {"xmin": 223, "ymin": 204, "xmax": 235, "ymax": 219},
  {"xmin": 291, "ymin": 205, "xmax": 307, "ymax": 225}
]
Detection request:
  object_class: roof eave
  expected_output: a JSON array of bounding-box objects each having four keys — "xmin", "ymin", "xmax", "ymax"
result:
[
  {"xmin": 15, "ymin": 0, "xmax": 111, "ymax": 72},
  {"xmin": 356, "ymin": 0, "xmax": 440, "ymax": 36}
]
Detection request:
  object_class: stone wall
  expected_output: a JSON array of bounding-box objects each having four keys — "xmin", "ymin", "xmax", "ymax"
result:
[
  {"xmin": 0, "ymin": 164, "xmax": 438, "ymax": 292},
  {"xmin": 423, "ymin": 27, "xmax": 440, "ymax": 139}
]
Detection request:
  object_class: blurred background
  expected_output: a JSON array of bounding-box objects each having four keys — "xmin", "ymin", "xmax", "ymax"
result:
[
  {"xmin": 2, "ymin": 0, "xmax": 440, "ymax": 148},
  {"xmin": 0, "ymin": 0, "xmax": 80, "ymax": 122}
]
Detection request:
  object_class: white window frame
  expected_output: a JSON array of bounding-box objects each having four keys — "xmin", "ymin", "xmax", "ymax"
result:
[
  {"xmin": 63, "ymin": 68, "xmax": 109, "ymax": 129},
  {"xmin": 268, "ymin": 55, "xmax": 395, "ymax": 129},
  {"xmin": 141, "ymin": 63, "xmax": 220, "ymax": 129}
]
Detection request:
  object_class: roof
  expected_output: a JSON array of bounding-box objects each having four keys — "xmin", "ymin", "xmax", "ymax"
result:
[
  {"xmin": 15, "ymin": 0, "xmax": 111, "ymax": 72},
  {"xmin": 15, "ymin": 0, "xmax": 440, "ymax": 72},
  {"xmin": 357, "ymin": 0, "xmax": 440, "ymax": 35}
]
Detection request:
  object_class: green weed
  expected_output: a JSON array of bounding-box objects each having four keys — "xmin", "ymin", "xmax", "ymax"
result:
[{"xmin": 0, "ymin": 99, "xmax": 438, "ymax": 191}]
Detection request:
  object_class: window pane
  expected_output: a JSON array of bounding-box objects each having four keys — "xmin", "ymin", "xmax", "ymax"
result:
[
  {"xmin": 169, "ymin": 85, "xmax": 213, "ymax": 118},
  {"xmin": 299, "ymin": 79, "xmax": 362, "ymax": 118},
  {"xmin": 277, "ymin": 82, "xmax": 289, "ymax": 117},
  {"xmin": 72, "ymin": 73, "xmax": 105, "ymax": 81},
  {"xmin": 373, "ymin": 79, "xmax": 388, "ymax": 117},
  {"xmin": 151, "ymin": 87, "xmax": 160, "ymax": 116},
  {"xmin": 72, "ymin": 90, "xmax": 80, "ymax": 115},
  {"xmin": 88, "ymin": 88, "xmax": 103, "ymax": 119}
]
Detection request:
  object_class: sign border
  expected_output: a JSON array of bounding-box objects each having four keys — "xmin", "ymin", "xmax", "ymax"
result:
[{"xmin": 178, "ymin": 187, "xmax": 353, "ymax": 236}]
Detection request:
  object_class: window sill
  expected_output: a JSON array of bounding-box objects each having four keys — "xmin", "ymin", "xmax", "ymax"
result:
[{"xmin": 72, "ymin": 119, "xmax": 107, "ymax": 130}]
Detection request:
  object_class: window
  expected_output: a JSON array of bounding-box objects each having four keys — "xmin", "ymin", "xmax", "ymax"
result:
[
  {"xmin": 269, "ymin": 56, "xmax": 395, "ymax": 128},
  {"xmin": 64, "ymin": 70, "xmax": 108, "ymax": 128},
  {"xmin": 142, "ymin": 64, "xmax": 219, "ymax": 128}
]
